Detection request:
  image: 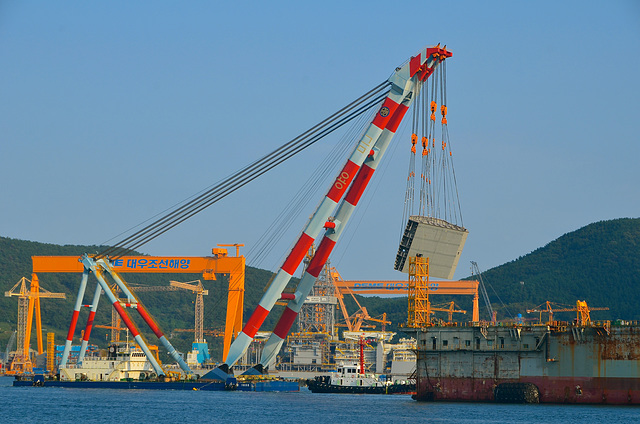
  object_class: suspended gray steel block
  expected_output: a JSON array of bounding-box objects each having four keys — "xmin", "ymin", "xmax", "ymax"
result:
[{"xmin": 394, "ymin": 216, "xmax": 468, "ymax": 279}]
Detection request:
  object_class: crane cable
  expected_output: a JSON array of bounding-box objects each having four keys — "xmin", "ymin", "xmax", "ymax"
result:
[
  {"xmin": 97, "ymin": 82, "xmax": 391, "ymax": 259},
  {"xmin": 102, "ymin": 89, "xmax": 388, "ymax": 258},
  {"xmin": 247, "ymin": 107, "xmax": 376, "ymax": 269},
  {"xmin": 116, "ymin": 91, "xmax": 389, "ymax": 257},
  {"xmin": 400, "ymin": 61, "xmax": 464, "ymax": 230}
]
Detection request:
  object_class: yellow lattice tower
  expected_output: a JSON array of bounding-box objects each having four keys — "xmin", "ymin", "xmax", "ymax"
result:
[
  {"xmin": 576, "ymin": 300, "xmax": 591, "ymax": 325},
  {"xmin": 5, "ymin": 277, "xmax": 33, "ymax": 374},
  {"xmin": 407, "ymin": 256, "xmax": 430, "ymax": 328},
  {"xmin": 46, "ymin": 332, "xmax": 55, "ymax": 372},
  {"xmin": 169, "ymin": 280, "xmax": 208, "ymax": 343},
  {"xmin": 5, "ymin": 276, "xmax": 65, "ymax": 374}
]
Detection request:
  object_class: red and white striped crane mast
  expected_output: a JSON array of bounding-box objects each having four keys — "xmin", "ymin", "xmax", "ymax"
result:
[{"xmin": 211, "ymin": 44, "xmax": 453, "ymax": 380}]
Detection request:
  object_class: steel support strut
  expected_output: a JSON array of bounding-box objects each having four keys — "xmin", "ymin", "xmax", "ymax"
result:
[
  {"xmin": 78, "ymin": 282, "xmax": 102, "ymax": 364},
  {"xmin": 80, "ymin": 255, "xmax": 166, "ymax": 376},
  {"xmin": 60, "ymin": 269, "xmax": 89, "ymax": 368},
  {"xmin": 97, "ymin": 258, "xmax": 193, "ymax": 374}
]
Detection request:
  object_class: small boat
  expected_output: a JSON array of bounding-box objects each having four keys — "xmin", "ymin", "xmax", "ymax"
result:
[{"xmin": 306, "ymin": 361, "xmax": 415, "ymax": 395}]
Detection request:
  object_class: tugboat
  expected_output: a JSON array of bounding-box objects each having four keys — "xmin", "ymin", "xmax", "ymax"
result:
[
  {"xmin": 307, "ymin": 337, "xmax": 415, "ymax": 395},
  {"xmin": 307, "ymin": 361, "xmax": 415, "ymax": 394}
]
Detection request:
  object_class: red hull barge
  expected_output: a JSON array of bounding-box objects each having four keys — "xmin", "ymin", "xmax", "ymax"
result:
[{"xmin": 408, "ymin": 321, "xmax": 640, "ymax": 404}]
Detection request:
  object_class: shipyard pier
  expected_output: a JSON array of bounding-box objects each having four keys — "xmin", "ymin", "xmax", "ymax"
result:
[{"xmin": 408, "ymin": 321, "xmax": 640, "ymax": 404}]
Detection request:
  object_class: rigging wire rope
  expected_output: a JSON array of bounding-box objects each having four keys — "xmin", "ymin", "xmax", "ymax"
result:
[
  {"xmin": 400, "ymin": 61, "xmax": 464, "ymax": 233},
  {"xmin": 97, "ymin": 82, "xmax": 391, "ymax": 259},
  {"xmin": 247, "ymin": 106, "xmax": 376, "ymax": 269}
]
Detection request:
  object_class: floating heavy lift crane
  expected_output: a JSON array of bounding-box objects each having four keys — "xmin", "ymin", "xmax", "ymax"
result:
[
  {"xmin": 202, "ymin": 44, "xmax": 454, "ymax": 381},
  {"xmin": 4, "ymin": 276, "xmax": 65, "ymax": 374},
  {"xmin": 31, "ymin": 45, "xmax": 454, "ymax": 382}
]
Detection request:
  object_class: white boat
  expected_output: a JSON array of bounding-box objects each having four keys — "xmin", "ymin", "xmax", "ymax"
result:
[
  {"xmin": 307, "ymin": 361, "xmax": 414, "ymax": 394},
  {"xmin": 59, "ymin": 344, "xmax": 157, "ymax": 382}
]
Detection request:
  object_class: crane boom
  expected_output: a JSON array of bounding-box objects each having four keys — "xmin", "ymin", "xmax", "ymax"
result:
[
  {"xmin": 526, "ymin": 300, "xmax": 609, "ymax": 325},
  {"xmin": 209, "ymin": 44, "xmax": 453, "ymax": 379},
  {"xmin": 471, "ymin": 261, "xmax": 495, "ymax": 323}
]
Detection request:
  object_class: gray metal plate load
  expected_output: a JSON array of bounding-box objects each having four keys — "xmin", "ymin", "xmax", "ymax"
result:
[{"xmin": 394, "ymin": 216, "xmax": 468, "ymax": 279}]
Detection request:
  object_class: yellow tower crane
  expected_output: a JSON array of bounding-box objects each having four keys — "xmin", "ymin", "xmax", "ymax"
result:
[
  {"xmin": 4, "ymin": 276, "xmax": 65, "ymax": 374},
  {"xmin": 169, "ymin": 280, "xmax": 208, "ymax": 343},
  {"xmin": 407, "ymin": 256, "xmax": 430, "ymax": 328}
]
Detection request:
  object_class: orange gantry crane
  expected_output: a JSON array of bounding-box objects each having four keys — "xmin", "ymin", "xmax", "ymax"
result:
[
  {"xmin": 31, "ymin": 244, "xmax": 244, "ymax": 370},
  {"xmin": 330, "ymin": 274, "xmax": 481, "ymax": 322},
  {"xmin": 4, "ymin": 276, "xmax": 65, "ymax": 374},
  {"xmin": 526, "ymin": 300, "xmax": 609, "ymax": 325},
  {"xmin": 328, "ymin": 268, "xmax": 391, "ymax": 332}
]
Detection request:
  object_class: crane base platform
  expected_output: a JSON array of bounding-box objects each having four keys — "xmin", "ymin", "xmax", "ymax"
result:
[
  {"xmin": 201, "ymin": 364, "xmax": 233, "ymax": 382},
  {"xmin": 241, "ymin": 364, "xmax": 266, "ymax": 376}
]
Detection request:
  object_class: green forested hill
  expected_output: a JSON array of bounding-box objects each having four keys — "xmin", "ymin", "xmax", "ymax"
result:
[
  {"xmin": 0, "ymin": 237, "xmax": 295, "ymax": 361},
  {"xmin": 330, "ymin": 218, "xmax": 640, "ymax": 331},
  {"xmin": 467, "ymin": 217, "xmax": 640, "ymax": 322},
  {"xmin": 1, "ymin": 217, "xmax": 639, "ymax": 361}
]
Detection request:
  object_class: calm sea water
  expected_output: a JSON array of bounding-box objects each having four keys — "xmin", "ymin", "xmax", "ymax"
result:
[{"xmin": 1, "ymin": 377, "xmax": 637, "ymax": 423}]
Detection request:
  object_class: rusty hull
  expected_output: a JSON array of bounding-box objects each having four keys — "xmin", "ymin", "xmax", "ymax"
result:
[{"xmin": 411, "ymin": 323, "xmax": 640, "ymax": 404}]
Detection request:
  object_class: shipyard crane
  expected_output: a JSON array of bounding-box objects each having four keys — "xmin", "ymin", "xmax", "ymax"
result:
[
  {"xmin": 169, "ymin": 280, "xmax": 208, "ymax": 343},
  {"xmin": 367, "ymin": 313, "xmax": 391, "ymax": 332},
  {"xmin": 430, "ymin": 301, "xmax": 466, "ymax": 323},
  {"xmin": 201, "ymin": 44, "xmax": 454, "ymax": 382},
  {"xmin": 471, "ymin": 262, "xmax": 496, "ymax": 323},
  {"xmin": 332, "ymin": 277, "xmax": 480, "ymax": 322},
  {"xmin": 328, "ymin": 268, "xmax": 391, "ymax": 332},
  {"xmin": 430, "ymin": 301, "xmax": 467, "ymax": 322},
  {"xmin": 4, "ymin": 276, "xmax": 65, "ymax": 374},
  {"xmin": 526, "ymin": 300, "xmax": 609, "ymax": 326},
  {"xmin": 334, "ymin": 276, "xmax": 372, "ymax": 332},
  {"xmin": 32, "ymin": 245, "xmax": 244, "ymax": 369}
]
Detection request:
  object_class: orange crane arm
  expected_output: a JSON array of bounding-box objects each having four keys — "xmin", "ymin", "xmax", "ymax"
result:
[
  {"xmin": 32, "ymin": 255, "xmax": 240, "ymax": 280},
  {"xmin": 334, "ymin": 280, "xmax": 478, "ymax": 294},
  {"xmin": 335, "ymin": 279, "xmax": 480, "ymax": 322}
]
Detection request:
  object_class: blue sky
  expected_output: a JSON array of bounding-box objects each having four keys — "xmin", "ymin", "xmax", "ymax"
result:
[{"xmin": 1, "ymin": 1, "xmax": 639, "ymax": 285}]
